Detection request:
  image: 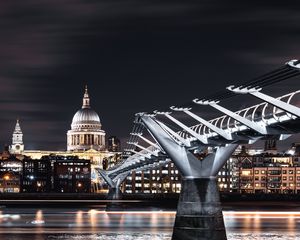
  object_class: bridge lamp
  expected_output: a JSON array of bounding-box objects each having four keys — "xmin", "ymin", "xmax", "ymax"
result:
[{"xmin": 287, "ymin": 59, "xmax": 300, "ymax": 68}]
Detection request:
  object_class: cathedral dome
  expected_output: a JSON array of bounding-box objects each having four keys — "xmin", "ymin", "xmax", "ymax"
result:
[
  {"xmin": 70, "ymin": 86, "xmax": 102, "ymax": 131},
  {"xmin": 67, "ymin": 85, "xmax": 106, "ymax": 152},
  {"xmin": 72, "ymin": 108, "xmax": 101, "ymax": 126}
]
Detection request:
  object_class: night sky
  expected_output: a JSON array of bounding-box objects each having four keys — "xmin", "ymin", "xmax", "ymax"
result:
[{"xmin": 0, "ymin": 0, "xmax": 299, "ymax": 151}]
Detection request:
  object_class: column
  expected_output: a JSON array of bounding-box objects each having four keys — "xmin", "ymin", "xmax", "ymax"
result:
[{"xmin": 172, "ymin": 178, "xmax": 226, "ymax": 240}]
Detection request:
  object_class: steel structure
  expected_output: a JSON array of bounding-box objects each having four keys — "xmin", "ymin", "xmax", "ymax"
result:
[{"xmin": 97, "ymin": 59, "xmax": 300, "ymax": 240}]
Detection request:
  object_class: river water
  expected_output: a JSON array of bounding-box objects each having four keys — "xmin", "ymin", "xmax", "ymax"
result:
[{"xmin": 0, "ymin": 205, "xmax": 300, "ymax": 240}]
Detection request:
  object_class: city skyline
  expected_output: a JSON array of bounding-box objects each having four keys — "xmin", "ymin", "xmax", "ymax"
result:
[
  {"xmin": 0, "ymin": 2, "xmax": 300, "ymax": 240},
  {"xmin": 0, "ymin": 1, "xmax": 300, "ymax": 150}
]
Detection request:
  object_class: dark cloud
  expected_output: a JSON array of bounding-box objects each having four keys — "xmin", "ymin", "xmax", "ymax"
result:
[{"xmin": 0, "ymin": 0, "xmax": 299, "ymax": 150}]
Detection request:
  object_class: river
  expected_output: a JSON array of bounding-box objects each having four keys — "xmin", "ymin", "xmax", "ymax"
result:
[{"xmin": 0, "ymin": 205, "xmax": 299, "ymax": 240}]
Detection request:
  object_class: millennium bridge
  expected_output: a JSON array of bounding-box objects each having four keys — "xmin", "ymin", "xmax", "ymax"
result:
[{"xmin": 97, "ymin": 59, "xmax": 300, "ymax": 240}]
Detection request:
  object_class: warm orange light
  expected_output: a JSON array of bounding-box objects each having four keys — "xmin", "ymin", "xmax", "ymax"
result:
[
  {"xmin": 242, "ymin": 170, "xmax": 252, "ymax": 176},
  {"xmin": 4, "ymin": 175, "xmax": 10, "ymax": 181},
  {"xmin": 78, "ymin": 183, "xmax": 82, "ymax": 187}
]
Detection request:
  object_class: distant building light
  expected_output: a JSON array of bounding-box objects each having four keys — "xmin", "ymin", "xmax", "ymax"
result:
[{"xmin": 287, "ymin": 150, "xmax": 295, "ymax": 155}]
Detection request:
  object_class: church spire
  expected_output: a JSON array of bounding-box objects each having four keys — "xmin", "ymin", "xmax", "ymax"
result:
[
  {"xmin": 14, "ymin": 119, "xmax": 22, "ymax": 134},
  {"xmin": 10, "ymin": 119, "xmax": 24, "ymax": 154},
  {"xmin": 82, "ymin": 85, "xmax": 90, "ymax": 109}
]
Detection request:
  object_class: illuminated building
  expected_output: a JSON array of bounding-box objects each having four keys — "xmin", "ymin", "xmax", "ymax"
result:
[
  {"xmin": 7, "ymin": 85, "xmax": 116, "ymax": 166},
  {"xmin": 53, "ymin": 156, "xmax": 91, "ymax": 193},
  {"xmin": 0, "ymin": 146, "xmax": 22, "ymax": 193},
  {"xmin": 4, "ymin": 86, "xmax": 121, "ymax": 192},
  {"xmin": 123, "ymin": 144, "xmax": 300, "ymax": 195},
  {"xmin": 108, "ymin": 136, "xmax": 121, "ymax": 152},
  {"xmin": 24, "ymin": 149, "xmax": 114, "ymax": 169},
  {"xmin": 230, "ymin": 150, "xmax": 300, "ymax": 194},
  {"xmin": 9, "ymin": 119, "xmax": 24, "ymax": 155},
  {"xmin": 123, "ymin": 161, "xmax": 181, "ymax": 194},
  {"xmin": 21, "ymin": 158, "xmax": 52, "ymax": 193},
  {"xmin": 67, "ymin": 85, "xmax": 105, "ymax": 151},
  {"xmin": 21, "ymin": 155, "xmax": 91, "ymax": 193}
]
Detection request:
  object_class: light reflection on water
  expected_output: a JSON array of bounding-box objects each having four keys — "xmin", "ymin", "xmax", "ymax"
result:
[{"xmin": 0, "ymin": 209, "xmax": 300, "ymax": 239}]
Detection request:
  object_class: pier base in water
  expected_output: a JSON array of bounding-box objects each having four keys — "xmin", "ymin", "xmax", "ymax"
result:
[
  {"xmin": 172, "ymin": 178, "xmax": 227, "ymax": 240},
  {"xmin": 106, "ymin": 188, "xmax": 123, "ymax": 211}
]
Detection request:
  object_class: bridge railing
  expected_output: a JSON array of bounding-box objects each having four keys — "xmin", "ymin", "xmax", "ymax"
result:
[{"xmin": 178, "ymin": 90, "xmax": 300, "ymax": 139}]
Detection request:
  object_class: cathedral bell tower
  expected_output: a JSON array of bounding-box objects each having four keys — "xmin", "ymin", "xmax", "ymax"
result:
[{"xmin": 9, "ymin": 119, "xmax": 24, "ymax": 154}]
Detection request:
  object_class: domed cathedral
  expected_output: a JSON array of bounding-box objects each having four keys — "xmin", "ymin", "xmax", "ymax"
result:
[{"xmin": 67, "ymin": 86, "xmax": 106, "ymax": 151}]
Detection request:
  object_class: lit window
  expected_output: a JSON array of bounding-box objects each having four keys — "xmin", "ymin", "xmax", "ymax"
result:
[{"xmin": 242, "ymin": 170, "xmax": 251, "ymax": 176}]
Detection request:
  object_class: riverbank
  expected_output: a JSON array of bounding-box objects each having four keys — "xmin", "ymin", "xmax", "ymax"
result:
[
  {"xmin": 1, "ymin": 192, "xmax": 300, "ymax": 201},
  {"xmin": 0, "ymin": 193, "xmax": 300, "ymax": 209}
]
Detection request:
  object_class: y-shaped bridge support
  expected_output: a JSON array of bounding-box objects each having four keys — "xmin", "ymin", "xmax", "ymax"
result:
[
  {"xmin": 140, "ymin": 114, "xmax": 238, "ymax": 240},
  {"xmin": 98, "ymin": 169, "xmax": 127, "ymax": 211}
]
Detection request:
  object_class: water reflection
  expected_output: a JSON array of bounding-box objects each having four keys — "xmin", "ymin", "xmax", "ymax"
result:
[
  {"xmin": 225, "ymin": 211, "xmax": 300, "ymax": 239},
  {"xmin": 75, "ymin": 210, "xmax": 83, "ymax": 227},
  {"xmin": 253, "ymin": 213, "xmax": 261, "ymax": 233},
  {"xmin": 88, "ymin": 209, "xmax": 97, "ymax": 229},
  {"xmin": 287, "ymin": 214, "xmax": 295, "ymax": 238},
  {"xmin": 0, "ymin": 209, "xmax": 299, "ymax": 239}
]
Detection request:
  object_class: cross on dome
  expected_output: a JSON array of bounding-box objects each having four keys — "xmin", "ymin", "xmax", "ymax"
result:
[{"xmin": 82, "ymin": 85, "xmax": 90, "ymax": 109}]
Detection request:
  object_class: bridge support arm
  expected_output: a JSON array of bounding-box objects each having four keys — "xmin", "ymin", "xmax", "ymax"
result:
[
  {"xmin": 156, "ymin": 119, "xmax": 191, "ymax": 147},
  {"xmin": 130, "ymin": 149, "xmax": 152, "ymax": 158},
  {"xmin": 211, "ymin": 144, "xmax": 238, "ymax": 176},
  {"xmin": 163, "ymin": 113, "xmax": 208, "ymax": 144},
  {"xmin": 140, "ymin": 115, "xmax": 203, "ymax": 177},
  {"xmin": 133, "ymin": 133, "xmax": 164, "ymax": 152},
  {"xmin": 133, "ymin": 143, "xmax": 159, "ymax": 156},
  {"xmin": 97, "ymin": 169, "xmax": 116, "ymax": 188}
]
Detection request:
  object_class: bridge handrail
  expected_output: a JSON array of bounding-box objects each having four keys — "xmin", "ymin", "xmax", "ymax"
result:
[{"xmin": 178, "ymin": 90, "xmax": 300, "ymax": 138}]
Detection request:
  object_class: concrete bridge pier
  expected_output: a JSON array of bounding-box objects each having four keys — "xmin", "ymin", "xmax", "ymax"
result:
[
  {"xmin": 172, "ymin": 177, "xmax": 226, "ymax": 240},
  {"xmin": 140, "ymin": 114, "xmax": 238, "ymax": 240},
  {"xmin": 106, "ymin": 187, "xmax": 123, "ymax": 211},
  {"xmin": 97, "ymin": 170, "xmax": 126, "ymax": 211},
  {"xmin": 107, "ymin": 187, "xmax": 123, "ymax": 201}
]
